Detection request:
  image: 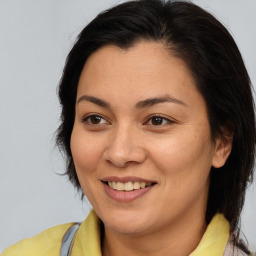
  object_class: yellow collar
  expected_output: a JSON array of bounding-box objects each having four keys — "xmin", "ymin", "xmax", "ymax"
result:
[
  {"xmin": 72, "ymin": 210, "xmax": 102, "ymax": 256},
  {"xmin": 190, "ymin": 214, "xmax": 230, "ymax": 256},
  {"xmin": 72, "ymin": 210, "xmax": 230, "ymax": 256}
]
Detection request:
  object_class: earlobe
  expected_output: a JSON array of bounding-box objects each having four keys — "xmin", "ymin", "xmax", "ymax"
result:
[{"xmin": 212, "ymin": 126, "xmax": 233, "ymax": 168}]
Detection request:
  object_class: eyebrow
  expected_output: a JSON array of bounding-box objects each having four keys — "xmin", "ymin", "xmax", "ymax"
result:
[
  {"xmin": 77, "ymin": 94, "xmax": 186, "ymax": 109},
  {"xmin": 135, "ymin": 95, "xmax": 186, "ymax": 109},
  {"xmin": 77, "ymin": 95, "xmax": 110, "ymax": 108}
]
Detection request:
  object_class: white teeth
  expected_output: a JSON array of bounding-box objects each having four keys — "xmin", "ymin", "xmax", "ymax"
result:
[
  {"xmin": 107, "ymin": 181, "xmax": 153, "ymax": 191},
  {"xmin": 116, "ymin": 182, "xmax": 125, "ymax": 191},
  {"xmin": 124, "ymin": 182, "xmax": 133, "ymax": 191},
  {"xmin": 133, "ymin": 181, "xmax": 140, "ymax": 189},
  {"xmin": 112, "ymin": 181, "xmax": 117, "ymax": 189},
  {"xmin": 140, "ymin": 182, "xmax": 146, "ymax": 188}
]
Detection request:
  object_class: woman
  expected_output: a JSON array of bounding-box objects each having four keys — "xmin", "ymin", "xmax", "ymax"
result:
[{"xmin": 3, "ymin": 0, "xmax": 255, "ymax": 255}]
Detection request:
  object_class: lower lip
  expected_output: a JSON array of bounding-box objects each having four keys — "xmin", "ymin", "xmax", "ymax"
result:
[{"xmin": 103, "ymin": 182, "xmax": 154, "ymax": 202}]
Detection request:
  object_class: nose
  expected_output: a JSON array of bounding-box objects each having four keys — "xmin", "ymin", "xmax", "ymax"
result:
[{"xmin": 103, "ymin": 124, "xmax": 147, "ymax": 168}]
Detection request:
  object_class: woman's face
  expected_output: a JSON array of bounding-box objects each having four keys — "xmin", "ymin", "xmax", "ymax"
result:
[{"xmin": 71, "ymin": 42, "xmax": 228, "ymax": 235}]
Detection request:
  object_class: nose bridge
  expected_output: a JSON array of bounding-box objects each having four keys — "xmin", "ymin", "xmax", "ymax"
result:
[{"xmin": 104, "ymin": 122, "xmax": 146, "ymax": 167}]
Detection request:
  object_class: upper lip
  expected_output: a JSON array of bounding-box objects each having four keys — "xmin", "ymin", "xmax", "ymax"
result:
[{"xmin": 101, "ymin": 176, "xmax": 157, "ymax": 183}]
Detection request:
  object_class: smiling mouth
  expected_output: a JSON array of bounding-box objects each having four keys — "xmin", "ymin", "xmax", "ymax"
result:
[{"xmin": 103, "ymin": 181, "xmax": 156, "ymax": 192}]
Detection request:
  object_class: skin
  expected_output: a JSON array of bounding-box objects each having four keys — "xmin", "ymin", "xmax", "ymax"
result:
[{"xmin": 71, "ymin": 42, "xmax": 232, "ymax": 256}]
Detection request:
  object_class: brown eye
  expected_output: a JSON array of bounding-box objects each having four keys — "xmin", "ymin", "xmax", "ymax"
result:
[
  {"xmin": 90, "ymin": 116, "xmax": 102, "ymax": 124},
  {"xmin": 83, "ymin": 115, "xmax": 108, "ymax": 125},
  {"xmin": 151, "ymin": 116, "xmax": 164, "ymax": 125},
  {"xmin": 147, "ymin": 115, "xmax": 173, "ymax": 126}
]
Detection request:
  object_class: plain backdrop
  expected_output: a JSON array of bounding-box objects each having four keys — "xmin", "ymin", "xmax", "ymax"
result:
[{"xmin": 0, "ymin": 0, "xmax": 255, "ymax": 253}]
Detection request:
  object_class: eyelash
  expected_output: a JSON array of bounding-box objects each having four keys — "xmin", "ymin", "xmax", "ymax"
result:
[
  {"xmin": 82, "ymin": 114, "xmax": 174, "ymax": 127},
  {"xmin": 145, "ymin": 115, "xmax": 174, "ymax": 126},
  {"xmin": 82, "ymin": 114, "xmax": 109, "ymax": 126}
]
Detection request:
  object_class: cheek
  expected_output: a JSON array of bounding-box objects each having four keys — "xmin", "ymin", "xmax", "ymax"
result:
[
  {"xmin": 70, "ymin": 127, "xmax": 104, "ymax": 175},
  {"xmin": 148, "ymin": 129, "xmax": 213, "ymax": 214},
  {"xmin": 149, "ymin": 127, "xmax": 214, "ymax": 179}
]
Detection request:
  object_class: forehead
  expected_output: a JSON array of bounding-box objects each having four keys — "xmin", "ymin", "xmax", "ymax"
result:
[{"xmin": 77, "ymin": 41, "xmax": 204, "ymax": 109}]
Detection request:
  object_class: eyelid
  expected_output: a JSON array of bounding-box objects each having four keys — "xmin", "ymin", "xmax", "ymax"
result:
[
  {"xmin": 81, "ymin": 113, "xmax": 175, "ymax": 127},
  {"xmin": 82, "ymin": 113, "xmax": 110, "ymax": 125},
  {"xmin": 144, "ymin": 114, "xmax": 175, "ymax": 126}
]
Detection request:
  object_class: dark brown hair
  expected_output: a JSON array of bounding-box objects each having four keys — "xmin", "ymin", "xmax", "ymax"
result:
[{"xmin": 56, "ymin": 0, "xmax": 255, "ymax": 251}]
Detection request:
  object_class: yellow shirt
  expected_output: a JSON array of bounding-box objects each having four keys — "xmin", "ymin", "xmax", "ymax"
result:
[{"xmin": 2, "ymin": 210, "xmax": 230, "ymax": 256}]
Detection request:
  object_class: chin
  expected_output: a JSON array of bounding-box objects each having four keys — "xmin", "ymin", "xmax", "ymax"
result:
[
  {"xmin": 106, "ymin": 219, "xmax": 151, "ymax": 235},
  {"xmin": 101, "ymin": 209, "xmax": 154, "ymax": 235}
]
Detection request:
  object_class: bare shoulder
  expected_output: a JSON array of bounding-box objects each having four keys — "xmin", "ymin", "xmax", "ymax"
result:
[{"xmin": 1, "ymin": 223, "xmax": 73, "ymax": 256}]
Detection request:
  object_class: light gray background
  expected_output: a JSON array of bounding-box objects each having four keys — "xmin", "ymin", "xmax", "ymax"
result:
[{"xmin": 0, "ymin": 0, "xmax": 255, "ymax": 253}]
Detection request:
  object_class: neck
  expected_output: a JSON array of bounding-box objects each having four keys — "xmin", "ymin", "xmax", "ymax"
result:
[{"xmin": 102, "ymin": 209, "xmax": 207, "ymax": 256}]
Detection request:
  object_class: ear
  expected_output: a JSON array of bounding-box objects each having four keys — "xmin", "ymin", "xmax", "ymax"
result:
[{"xmin": 212, "ymin": 124, "xmax": 234, "ymax": 168}]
